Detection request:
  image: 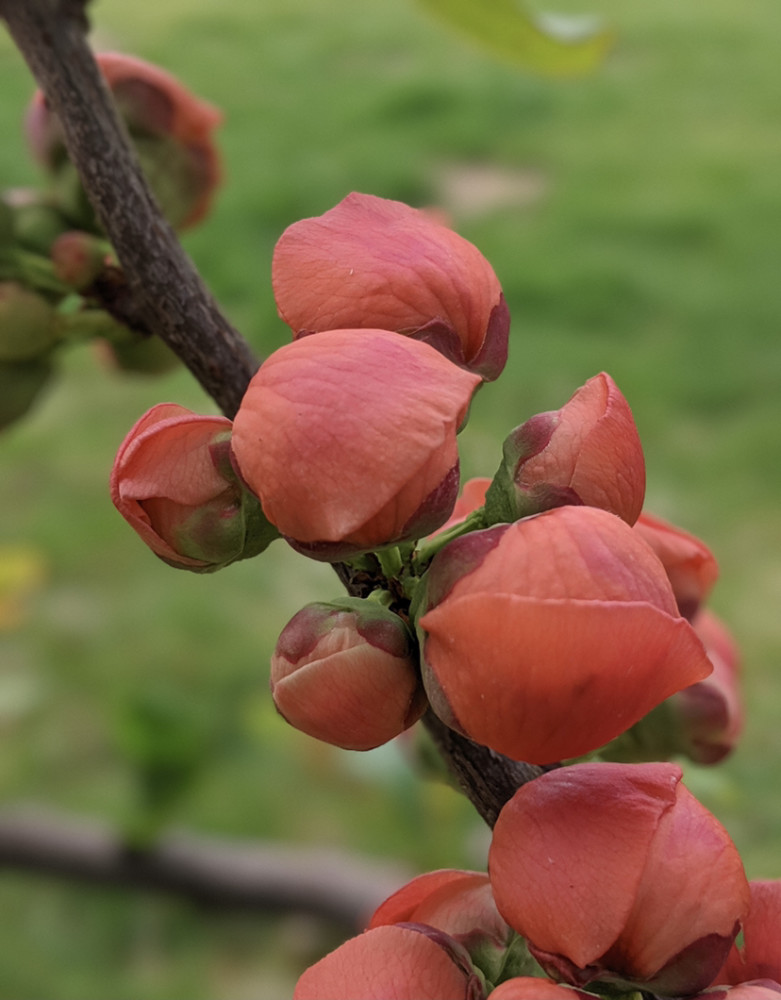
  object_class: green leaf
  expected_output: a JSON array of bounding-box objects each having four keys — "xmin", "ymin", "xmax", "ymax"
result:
[{"xmin": 416, "ymin": 0, "xmax": 614, "ymax": 76}]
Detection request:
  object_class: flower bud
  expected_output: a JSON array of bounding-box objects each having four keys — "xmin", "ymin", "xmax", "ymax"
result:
[
  {"xmin": 0, "ymin": 358, "xmax": 55, "ymax": 432},
  {"xmin": 50, "ymin": 231, "xmax": 110, "ymax": 291},
  {"xmin": 26, "ymin": 52, "xmax": 222, "ymax": 230},
  {"xmin": 598, "ymin": 608, "xmax": 742, "ymax": 766},
  {"xmin": 0, "ymin": 282, "xmax": 59, "ymax": 362},
  {"xmin": 489, "ymin": 762, "xmax": 750, "ymax": 997},
  {"xmin": 294, "ymin": 924, "xmax": 485, "ymax": 1000},
  {"xmin": 231, "ymin": 328, "xmax": 481, "ymax": 561},
  {"xmin": 715, "ymin": 880, "xmax": 781, "ymax": 987},
  {"xmin": 484, "ymin": 373, "xmax": 645, "ymax": 526},
  {"xmin": 272, "ymin": 192, "xmax": 510, "ymax": 380},
  {"xmin": 417, "ymin": 505, "xmax": 712, "ymax": 765},
  {"xmin": 634, "ymin": 511, "xmax": 719, "ymax": 619},
  {"xmin": 110, "ymin": 403, "xmax": 278, "ymax": 571},
  {"xmin": 370, "ymin": 869, "xmax": 512, "ymax": 982},
  {"xmin": 430, "ymin": 478, "xmax": 491, "ymax": 537},
  {"xmin": 270, "ymin": 598, "xmax": 425, "ymax": 750}
]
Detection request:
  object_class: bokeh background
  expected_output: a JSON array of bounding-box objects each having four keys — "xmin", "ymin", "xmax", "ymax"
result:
[{"xmin": 1, "ymin": 0, "xmax": 780, "ymax": 996}]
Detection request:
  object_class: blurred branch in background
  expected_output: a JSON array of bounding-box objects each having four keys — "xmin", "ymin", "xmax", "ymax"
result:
[{"xmin": 0, "ymin": 804, "xmax": 410, "ymax": 930}]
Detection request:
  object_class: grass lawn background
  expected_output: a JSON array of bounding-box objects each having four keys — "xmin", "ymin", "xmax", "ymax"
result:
[{"xmin": 1, "ymin": 0, "xmax": 780, "ymax": 996}]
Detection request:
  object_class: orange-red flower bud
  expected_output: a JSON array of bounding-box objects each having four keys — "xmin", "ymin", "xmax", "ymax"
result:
[
  {"xmin": 370, "ymin": 869, "xmax": 511, "ymax": 981},
  {"xmin": 418, "ymin": 505, "xmax": 712, "ymax": 764},
  {"xmin": 110, "ymin": 403, "xmax": 278, "ymax": 571},
  {"xmin": 715, "ymin": 880, "xmax": 781, "ymax": 987},
  {"xmin": 270, "ymin": 598, "xmax": 425, "ymax": 750},
  {"xmin": 26, "ymin": 53, "xmax": 222, "ymax": 230},
  {"xmin": 634, "ymin": 511, "xmax": 719, "ymax": 619},
  {"xmin": 272, "ymin": 192, "xmax": 510, "ymax": 380},
  {"xmin": 489, "ymin": 762, "xmax": 750, "ymax": 997},
  {"xmin": 673, "ymin": 609, "xmax": 743, "ymax": 764},
  {"xmin": 294, "ymin": 924, "xmax": 485, "ymax": 1000},
  {"xmin": 231, "ymin": 328, "xmax": 481, "ymax": 560},
  {"xmin": 485, "ymin": 373, "xmax": 645, "ymax": 526}
]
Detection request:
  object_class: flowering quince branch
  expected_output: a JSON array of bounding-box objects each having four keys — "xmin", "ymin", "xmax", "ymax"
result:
[
  {"xmin": 0, "ymin": 0, "xmax": 258, "ymax": 418},
  {"xmin": 5, "ymin": 7, "xmax": 779, "ymax": 1000},
  {"xmin": 0, "ymin": 0, "xmax": 545, "ymax": 827}
]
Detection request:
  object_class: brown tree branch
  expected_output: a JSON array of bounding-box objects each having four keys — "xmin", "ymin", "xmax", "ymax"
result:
[
  {"xmin": 0, "ymin": 804, "xmax": 411, "ymax": 928},
  {"xmin": 422, "ymin": 712, "xmax": 544, "ymax": 827},
  {"xmin": 0, "ymin": 0, "xmax": 258, "ymax": 418}
]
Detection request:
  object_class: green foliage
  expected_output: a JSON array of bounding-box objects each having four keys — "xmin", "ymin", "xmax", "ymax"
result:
[{"xmin": 417, "ymin": 0, "xmax": 613, "ymax": 75}]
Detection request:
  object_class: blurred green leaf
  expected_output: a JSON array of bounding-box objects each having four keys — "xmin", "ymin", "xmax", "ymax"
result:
[{"xmin": 416, "ymin": 0, "xmax": 613, "ymax": 75}]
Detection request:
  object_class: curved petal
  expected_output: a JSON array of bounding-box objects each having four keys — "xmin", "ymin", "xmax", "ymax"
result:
[
  {"xmin": 634, "ymin": 512, "xmax": 719, "ymax": 619},
  {"xmin": 421, "ymin": 596, "xmax": 712, "ymax": 763},
  {"xmin": 293, "ymin": 924, "xmax": 480, "ymax": 1000},
  {"xmin": 451, "ymin": 507, "xmax": 679, "ymax": 613},
  {"xmin": 370, "ymin": 870, "xmax": 488, "ymax": 928},
  {"xmin": 718, "ymin": 881, "xmax": 781, "ymax": 985},
  {"xmin": 615, "ymin": 785, "xmax": 748, "ymax": 984},
  {"xmin": 231, "ymin": 329, "xmax": 479, "ymax": 545},
  {"xmin": 489, "ymin": 764, "xmax": 681, "ymax": 966},
  {"xmin": 272, "ymin": 192, "xmax": 506, "ymax": 377}
]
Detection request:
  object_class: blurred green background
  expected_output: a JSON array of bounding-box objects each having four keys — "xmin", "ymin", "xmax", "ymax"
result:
[{"xmin": 1, "ymin": 0, "xmax": 781, "ymax": 996}]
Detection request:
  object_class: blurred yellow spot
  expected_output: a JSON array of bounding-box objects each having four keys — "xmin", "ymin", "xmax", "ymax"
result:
[{"xmin": 0, "ymin": 546, "xmax": 46, "ymax": 630}]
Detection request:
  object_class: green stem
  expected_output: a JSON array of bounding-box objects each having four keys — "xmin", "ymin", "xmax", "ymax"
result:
[
  {"xmin": 376, "ymin": 545, "xmax": 403, "ymax": 580},
  {"xmin": 413, "ymin": 507, "xmax": 488, "ymax": 570},
  {"xmin": 0, "ymin": 248, "xmax": 72, "ymax": 295}
]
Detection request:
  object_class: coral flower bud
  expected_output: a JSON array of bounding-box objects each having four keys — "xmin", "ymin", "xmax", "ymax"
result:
[
  {"xmin": 674, "ymin": 609, "xmax": 742, "ymax": 764},
  {"xmin": 485, "ymin": 373, "xmax": 645, "ymax": 526},
  {"xmin": 634, "ymin": 511, "xmax": 719, "ymax": 619},
  {"xmin": 418, "ymin": 505, "xmax": 712, "ymax": 765},
  {"xmin": 272, "ymin": 192, "xmax": 510, "ymax": 380},
  {"xmin": 598, "ymin": 608, "xmax": 742, "ymax": 766},
  {"xmin": 110, "ymin": 403, "xmax": 278, "ymax": 571},
  {"xmin": 231, "ymin": 328, "xmax": 481, "ymax": 560},
  {"xmin": 370, "ymin": 869, "xmax": 511, "ymax": 981},
  {"xmin": 294, "ymin": 924, "xmax": 485, "ymax": 1000},
  {"xmin": 270, "ymin": 598, "xmax": 425, "ymax": 750},
  {"xmin": 26, "ymin": 53, "xmax": 222, "ymax": 230},
  {"xmin": 489, "ymin": 762, "xmax": 750, "ymax": 997},
  {"xmin": 715, "ymin": 880, "xmax": 781, "ymax": 987}
]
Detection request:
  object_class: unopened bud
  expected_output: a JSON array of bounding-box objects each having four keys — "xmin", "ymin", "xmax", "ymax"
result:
[{"xmin": 271, "ymin": 598, "xmax": 426, "ymax": 750}]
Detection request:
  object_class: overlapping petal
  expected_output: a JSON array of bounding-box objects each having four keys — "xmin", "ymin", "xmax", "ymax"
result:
[
  {"xmin": 272, "ymin": 192, "xmax": 509, "ymax": 380},
  {"xmin": 231, "ymin": 328, "xmax": 480, "ymax": 558}
]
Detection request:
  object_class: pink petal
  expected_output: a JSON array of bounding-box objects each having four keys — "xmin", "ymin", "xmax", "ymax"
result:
[
  {"xmin": 293, "ymin": 925, "xmax": 479, "ymax": 1000},
  {"xmin": 489, "ymin": 764, "xmax": 681, "ymax": 967}
]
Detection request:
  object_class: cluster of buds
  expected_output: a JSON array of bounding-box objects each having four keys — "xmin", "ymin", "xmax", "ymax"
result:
[
  {"xmin": 296, "ymin": 765, "xmax": 781, "ymax": 999},
  {"xmin": 109, "ymin": 192, "xmax": 761, "ymax": 995},
  {"xmin": 1, "ymin": 52, "xmax": 223, "ymax": 432}
]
